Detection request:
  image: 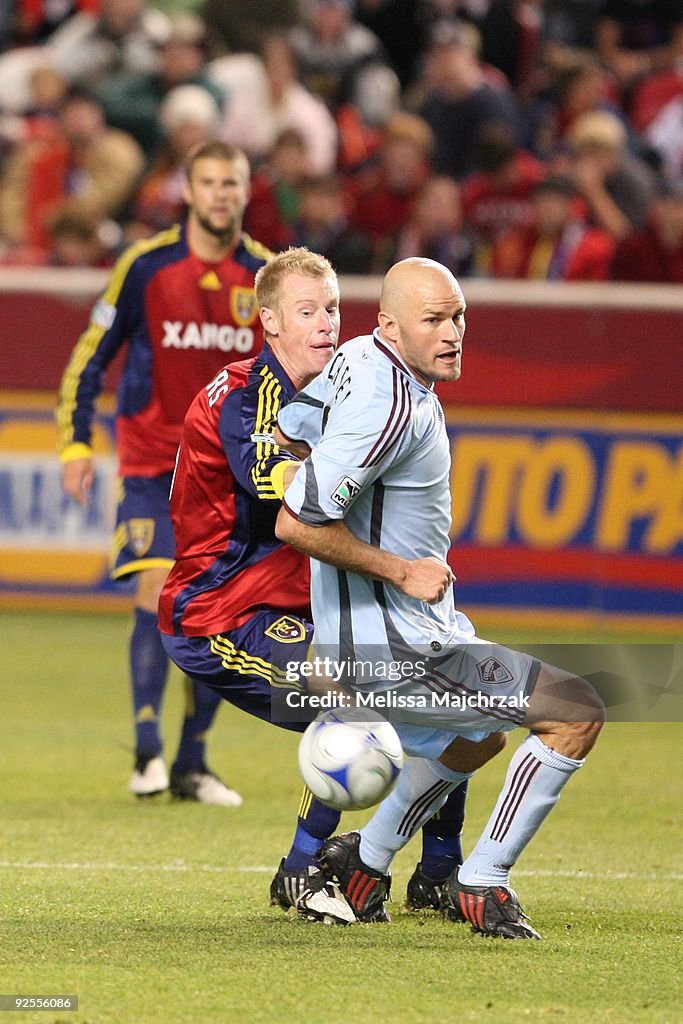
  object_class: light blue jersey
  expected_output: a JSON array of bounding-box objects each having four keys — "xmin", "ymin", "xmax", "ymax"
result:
[
  {"xmin": 280, "ymin": 330, "xmax": 538, "ymax": 752},
  {"xmin": 279, "ymin": 330, "xmax": 475, "ymax": 673}
]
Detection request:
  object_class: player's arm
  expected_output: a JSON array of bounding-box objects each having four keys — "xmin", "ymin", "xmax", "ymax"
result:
[
  {"xmin": 219, "ymin": 373, "xmax": 302, "ymax": 501},
  {"xmin": 276, "ymin": 389, "xmax": 454, "ymax": 602},
  {"xmin": 276, "ymin": 506, "xmax": 453, "ymax": 604},
  {"xmin": 273, "ymin": 424, "xmax": 311, "ymax": 462},
  {"xmin": 55, "ymin": 253, "xmax": 137, "ymax": 505}
]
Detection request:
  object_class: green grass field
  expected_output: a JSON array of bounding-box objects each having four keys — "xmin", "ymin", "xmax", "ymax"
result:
[{"xmin": 2, "ymin": 611, "xmax": 682, "ymax": 1024}]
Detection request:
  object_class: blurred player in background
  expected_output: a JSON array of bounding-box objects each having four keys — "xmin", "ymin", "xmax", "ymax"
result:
[
  {"xmin": 276, "ymin": 257, "xmax": 604, "ymax": 935},
  {"xmin": 56, "ymin": 141, "xmax": 271, "ymax": 805},
  {"xmin": 158, "ymin": 247, "xmax": 473, "ymax": 921}
]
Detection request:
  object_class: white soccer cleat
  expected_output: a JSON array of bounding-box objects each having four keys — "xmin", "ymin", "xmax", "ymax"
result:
[
  {"xmin": 128, "ymin": 755, "xmax": 169, "ymax": 797},
  {"xmin": 170, "ymin": 769, "xmax": 243, "ymax": 807}
]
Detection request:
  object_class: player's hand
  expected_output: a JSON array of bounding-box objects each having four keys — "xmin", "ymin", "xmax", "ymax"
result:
[
  {"xmin": 62, "ymin": 457, "xmax": 95, "ymax": 506},
  {"xmin": 399, "ymin": 556, "xmax": 455, "ymax": 604}
]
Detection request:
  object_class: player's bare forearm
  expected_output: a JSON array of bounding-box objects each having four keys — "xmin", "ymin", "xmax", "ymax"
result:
[
  {"xmin": 274, "ymin": 425, "xmax": 311, "ymax": 461},
  {"xmin": 275, "ymin": 507, "xmax": 454, "ymax": 604}
]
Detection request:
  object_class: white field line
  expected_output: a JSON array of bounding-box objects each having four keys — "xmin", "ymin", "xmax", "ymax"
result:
[{"xmin": 0, "ymin": 861, "xmax": 681, "ymax": 882}]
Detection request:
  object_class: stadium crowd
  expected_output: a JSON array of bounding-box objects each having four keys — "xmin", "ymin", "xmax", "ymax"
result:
[{"xmin": 0, "ymin": 0, "xmax": 681, "ymax": 281}]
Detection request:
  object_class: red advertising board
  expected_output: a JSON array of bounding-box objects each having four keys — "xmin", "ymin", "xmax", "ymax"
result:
[{"xmin": 1, "ymin": 273, "xmax": 681, "ymax": 628}]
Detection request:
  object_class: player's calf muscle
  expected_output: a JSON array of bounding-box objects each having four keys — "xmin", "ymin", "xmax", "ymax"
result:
[{"xmin": 439, "ymin": 730, "xmax": 507, "ymax": 773}]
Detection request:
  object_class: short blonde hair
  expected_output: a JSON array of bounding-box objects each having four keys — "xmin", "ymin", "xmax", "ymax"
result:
[
  {"xmin": 255, "ymin": 247, "xmax": 337, "ymax": 319},
  {"xmin": 382, "ymin": 112, "xmax": 434, "ymax": 156},
  {"xmin": 568, "ymin": 111, "xmax": 626, "ymax": 151}
]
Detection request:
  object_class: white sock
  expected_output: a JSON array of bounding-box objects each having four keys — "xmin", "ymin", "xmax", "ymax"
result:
[
  {"xmin": 458, "ymin": 733, "xmax": 584, "ymax": 887},
  {"xmin": 359, "ymin": 757, "xmax": 471, "ymax": 874}
]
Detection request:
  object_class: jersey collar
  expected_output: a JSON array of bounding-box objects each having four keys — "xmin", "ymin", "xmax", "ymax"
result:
[{"xmin": 259, "ymin": 342, "xmax": 298, "ymax": 402}]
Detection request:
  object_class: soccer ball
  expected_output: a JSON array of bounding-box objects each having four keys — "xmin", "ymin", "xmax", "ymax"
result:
[{"xmin": 298, "ymin": 708, "xmax": 404, "ymax": 811}]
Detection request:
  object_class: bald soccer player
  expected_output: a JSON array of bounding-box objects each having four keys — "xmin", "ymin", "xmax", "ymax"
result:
[{"xmin": 275, "ymin": 257, "xmax": 604, "ymax": 937}]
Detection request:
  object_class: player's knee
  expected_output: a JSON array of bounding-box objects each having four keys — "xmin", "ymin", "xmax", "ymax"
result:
[
  {"xmin": 533, "ymin": 677, "xmax": 605, "ymax": 759},
  {"xmin": 439, "ymin": 729, "xmax": 507, "ymax": 774},
  {"xmin": 556, "ymin": 715, "xmax": 603, "ymax": 756}
]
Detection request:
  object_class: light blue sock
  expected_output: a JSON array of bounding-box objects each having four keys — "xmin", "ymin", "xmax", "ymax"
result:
[
  {"xmin": 359, "ymin": 757, "xmax": 472, "ymax": 874},
  {"xmin": 459, "ymin": 734, "xmax": 584, "ymax": 887}
]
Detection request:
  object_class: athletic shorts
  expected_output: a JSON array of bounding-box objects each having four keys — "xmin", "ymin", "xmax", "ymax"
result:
[
  {"xmin": 160, "ymin": 609, "xmax": 315, "ymax": 733},
  {"xmin": 343, "ymin": 637, "xmax": 541, "ymax": 760},
  {"xmin": 110, "ymin": 473, "xmax": 175, "ymax": 580}
]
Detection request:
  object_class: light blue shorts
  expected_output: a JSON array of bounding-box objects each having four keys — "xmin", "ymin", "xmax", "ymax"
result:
[{"xmin": 346, "ymin": 638, "xmax": 540, "ymax": 759}]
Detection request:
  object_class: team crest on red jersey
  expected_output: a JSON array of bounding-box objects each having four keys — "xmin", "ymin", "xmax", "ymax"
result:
[
  {"xmin": 230, "ymin": 286, "xmax": 258, "ymax": 326},
  {"xmin": 127, "ymin": 519, "xmax": 155, "ymax": 557},
  {"xmin": 476, "ymin": 657, "xmax": 514, "ymax": 685},
  {"xmin": 265, "ymin": 616, "xmax": 306, "ymax": 643}
]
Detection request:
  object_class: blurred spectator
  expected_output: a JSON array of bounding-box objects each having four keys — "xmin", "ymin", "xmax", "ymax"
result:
[
  {"xmin": 97, "ymin": 13, "xmax": 224, "ymax": 159},
  {"xmin": 417, "ymin": 23, "xmax": 522, "ymax": 179},
  {"xmin": 563, "ymin": 108, "xmax": 657, "ymax": 239},
  {"xmin": 395, "ymin": 174, "xmax": 476, "ymax": 275},
  {"xmin": 130, "ymin": 83, "xmax": 221, "ymax": 236},
  {"xmin": 524, "ymin": 56, "xmax": 625, "ymax": 159},
  {"xmin": 355, "ymin": 0, "xmax": 431, "ymax": 89},
  {"xmin": 12, "ymin": 0, "xmax": 100, "ymax": 45},
  {"xmin": 490, "ymin": 174, "xmax": 615, "ymax": 279},
  {"xmin": 46, "ymin": 0, "xmax": 169, "ymax": 88},
  {"xmin": 49, "ymin": 207, "xmax": 113, "ymax": 265},
  {"xmin": 610, "ymin": 179, "xmax": 683, "ymax": 282},
  {"xmin": 594, "ymin": 0, "xmax": 683, "ymax": 92},
  {"xmin": 640, "ymin": 93, "xmax": 682, "ymax": 183},
  {"xmin": 0, "ymin": 65, "xmax": 67, "ymax": 165},
  {"xmin": 543, "ymin": 0, "xmax": 605, "ymax": 55},
  {"xmin": 478, "ymin": 0, "xmax": 545, "ymax": 100},
  {"xmin": 214, "ymin": 34, "xmax": 337, "ymax": 176},
  {"xmin": 346, "ymin": 111, "xmax": 434, "ymax": 272},
  {"xmin": 200, "ymin": 0, "xmax": 299, "ymax": 58},
  {"xmin": 243, "ymin": 128, "xmax": 309, "ymax": 251},
  {"xmin": 461, "ymin": 123, "xmax": 546, "ymax": 269},
  {"xmin": 292, "ymin": 174, "xmax": 372, "ymax": 273},
  {"xmin": 0, "ymin": 86, "xmax": 144, "ymax": 261},
  {"xmin": 289, "ymin": 0, "xmax": 400, "ymax": 128},
  {"xmin": 0, "ymin": 2, "xmax": 15, "ymax": 51},
  {"xmin": 630, "ymin": 31, "xmax": 683, "ymax": 182}
]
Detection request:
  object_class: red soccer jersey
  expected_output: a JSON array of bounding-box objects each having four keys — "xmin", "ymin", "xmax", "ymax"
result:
[
  {"xmin": 56, "ymin": 224, "xmax": 272, "ymax": 476},
  {"xmin": 461, "ymin": 152, "xmax": 546, "ymax": 242},
  {"xmin": 157, "ymin": 345, "xmax": 311, "ymax": 637}
]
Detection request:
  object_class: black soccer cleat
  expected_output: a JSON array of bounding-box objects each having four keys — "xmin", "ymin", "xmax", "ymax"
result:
[
  {"xmin": 444, "ymin": 875, "xmax": 541, "ymax": 940},
  {"xmin": 320, "ymin": 832, "xmax": 392, "ymax": 923},
  {"xmin": 405, "ymin": 862, "xmax": 464, "ymax": 921},
  {"xmin": 270, "ymin": 858, "xmax": 356, "ymax": 923},
  {"xmin": 269, "ymin": 858, "xmax": 311, "ymax": 912}
]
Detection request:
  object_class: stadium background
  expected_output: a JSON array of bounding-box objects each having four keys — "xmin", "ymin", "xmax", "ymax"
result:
[{"xmin": 1, "ymin": 270, "xmax": 681, "ymax": 632}]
